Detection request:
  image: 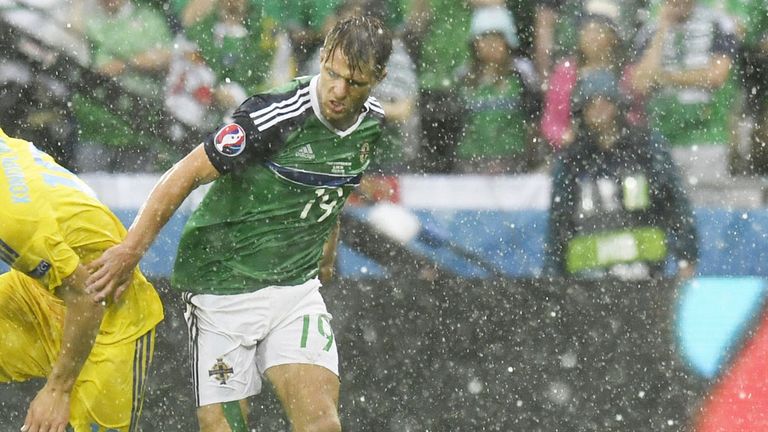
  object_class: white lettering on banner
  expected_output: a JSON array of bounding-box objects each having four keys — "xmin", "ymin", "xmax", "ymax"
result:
[
  {"xmin": 597, "ymin": 234, "xmax": 639, "ymax": 265},
  {"xmin": 596, "ymin": 179, "xmax": 620, "ymax": 211}
]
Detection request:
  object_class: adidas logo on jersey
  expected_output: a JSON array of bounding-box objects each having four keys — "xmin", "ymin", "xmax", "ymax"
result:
[{"xmin": 295, "ymin": 144, "xmax": 315, "ymax": 160}]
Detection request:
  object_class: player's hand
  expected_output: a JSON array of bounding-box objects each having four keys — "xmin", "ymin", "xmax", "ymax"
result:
[
  {"xmin": 319, "ymin": 262, "xmax": 335, "ymax": 285},
  {"xmin": 21, "ymin": 383, "xmax": 70, "ymax": 432},
  {"xmin": 675, "ymin": 261, "xmax": 696, "ymax": 285},
  {"xmin": 86, "ymin": 244, "xmax": 141, "ymax": 303}
]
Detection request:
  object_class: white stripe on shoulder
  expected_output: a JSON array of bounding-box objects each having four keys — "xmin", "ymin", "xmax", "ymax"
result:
[
  {"xmin": 249, "ymin": 86, "xmax": 310, "ymax": 118},
  {"xmin": 366, "ymin": 100, "xmax": 385, "ymax": 115},
  {"xmin": 367, "ymin": 96, "xmax": 383, "ymax": 110},
  {"xmin": 252, "ymin": 95, "xmax": 311, "ymax": 127},
  {"xmin": 257, "ymin": 103, "xmax": 313, "ymax": 132}
]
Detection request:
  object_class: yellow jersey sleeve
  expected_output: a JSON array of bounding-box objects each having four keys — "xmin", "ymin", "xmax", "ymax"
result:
[{"xmin": 0, "ymin": 201, "xmax": 80, "ymax": 291}]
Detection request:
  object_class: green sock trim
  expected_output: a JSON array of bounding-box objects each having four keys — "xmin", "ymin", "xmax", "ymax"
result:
[{"xmin": 221, "ymin": 401, "xmax": 248, "ymax": 432}]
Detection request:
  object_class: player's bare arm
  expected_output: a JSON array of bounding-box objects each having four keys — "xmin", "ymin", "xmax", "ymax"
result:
[
  {"xmin": 319, "ymin": 222, "xmax": 341, "ymax": 285},
  {"xmin": 23, "ymin": 264, "xmax": 105, "ymax": 432},
  {"xmin": 86, "ymin": 144, "xmax": 220, "ymax": 301}
]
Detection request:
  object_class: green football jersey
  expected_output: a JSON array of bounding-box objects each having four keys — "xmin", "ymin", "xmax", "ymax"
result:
[{"xmin": 172, "ymin": 76, "xmax": 385, "ymax": 294}]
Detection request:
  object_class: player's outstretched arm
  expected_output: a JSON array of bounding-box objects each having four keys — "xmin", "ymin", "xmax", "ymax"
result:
[
  {"xmin": 22, "ymin": 264, "xmax": 104, "ymax": 432},
  {"xmin": 86, "ymin": 144, "xmax": 220, "ymax": 301}
]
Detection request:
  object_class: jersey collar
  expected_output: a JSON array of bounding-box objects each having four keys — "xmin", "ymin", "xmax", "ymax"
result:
[{"xmin": 309, "ymin": 75, "xmax": 369, "ymax": 138}]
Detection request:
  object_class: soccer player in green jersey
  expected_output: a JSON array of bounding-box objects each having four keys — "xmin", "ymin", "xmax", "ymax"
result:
[{"xmin": 86, "ymin": 16, "xmax": 392, "ymax": 432}]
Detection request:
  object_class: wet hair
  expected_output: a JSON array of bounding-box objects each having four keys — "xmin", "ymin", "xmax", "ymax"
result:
[{"xmin": 321, "ymin": 15, "xmax": 392, "ymax": 80}]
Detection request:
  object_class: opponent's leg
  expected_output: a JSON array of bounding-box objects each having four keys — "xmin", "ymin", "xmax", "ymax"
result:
[
  {"xmin": 265, "ymin": 363, "xmax": 341, "ymax": 432},
  {"xmin": 68, "ymin": 328, "xmax": 156, "ymax": 432},
  {"xmin": 0, "ymin": 271, "xmax": 64, "ymax": 382}
]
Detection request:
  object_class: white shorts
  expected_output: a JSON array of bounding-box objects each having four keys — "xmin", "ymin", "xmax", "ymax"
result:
[{"xmin": 182, "ymin": 278, "xmax": 339, "ymax": 407}]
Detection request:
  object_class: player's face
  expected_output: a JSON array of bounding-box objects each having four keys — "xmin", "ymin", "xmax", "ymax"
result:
[
  {"xmin": 668, "ymin": 0, "xmax": 695, "ymax": 20},
  {"xmin": 579, "ymin": 21, "xmax": 616, "ymax": 63},
  {"xmin": 318, "ymin": 48, "xmax": 380, "ymax": 130},
  {"xmin": 474, "ymin": 33, "xmax": 509, "ymax": 66},
  {"xmin": 99, "ymin": 0, "xmax": 127, "ymax": 13},
  {"xmin": 584, "ymin": 96, "xmax": 618, "ymax": 138}
]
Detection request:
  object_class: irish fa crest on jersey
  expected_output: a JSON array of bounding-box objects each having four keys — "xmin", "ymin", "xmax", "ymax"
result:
[
  {"xmin": 214, "ymin": 124, "xmax": 246, "ymax": 157},
  {"xmin": 360, "ymin": 142, "xmax": 370, "ymax": 163}
]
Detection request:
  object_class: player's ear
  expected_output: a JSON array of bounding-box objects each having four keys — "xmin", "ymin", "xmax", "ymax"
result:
[{"xmin": 376, "ymin": 68, "xmax": 387, "ymax": 85}]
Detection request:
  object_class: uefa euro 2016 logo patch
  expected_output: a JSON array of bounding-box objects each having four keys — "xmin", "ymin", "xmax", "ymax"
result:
[{"xmin": 214, "ymin": 124, "xmax": 246, "ymax": 157}]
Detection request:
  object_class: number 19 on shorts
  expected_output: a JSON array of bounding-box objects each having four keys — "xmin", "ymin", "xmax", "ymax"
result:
[{"xmin": 300, "ymin": 314, "xmax": 334, "ymax": 352}]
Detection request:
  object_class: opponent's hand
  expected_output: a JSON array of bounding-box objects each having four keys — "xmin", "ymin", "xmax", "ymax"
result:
[
  {"xmin": 86, "ymin": 244, "xmax": 141, "ymax": 303},
  {"xmin": 21, "ymin": 383, "xmax": 70, "ymax": 432}
]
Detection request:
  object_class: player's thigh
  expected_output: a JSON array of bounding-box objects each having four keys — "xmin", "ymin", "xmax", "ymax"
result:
[
  {"xmin": 265, "ymin": 363, "xmax": 340, "ymax": 430},
  {"xmin": 196, "ymin": 399, "xmax": 249, "ymax": 432},
  {"xmin": 255, "ymin": 287, "xmax": 339, "ymax": 378},
  {"xmin": 0, "ymin": 271, "xmax": 64, "ymax": 382},
  {"xmin": 69, "ymin": 328, "xmax": 156, "ymax": 432},
  {"xmin": 258, "ymin": 307, "xmax": 340, "ymax": 428}
]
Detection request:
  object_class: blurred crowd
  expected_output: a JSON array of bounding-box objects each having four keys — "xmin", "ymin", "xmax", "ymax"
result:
[{"xmin": 1, "ymin": 0, "xmax": 767, "ymax": 180}]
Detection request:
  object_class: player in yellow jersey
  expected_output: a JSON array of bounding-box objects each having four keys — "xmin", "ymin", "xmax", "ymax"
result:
[{"xmin": 0, "ymin": 128, "xmax": 164, "ymax": 432}]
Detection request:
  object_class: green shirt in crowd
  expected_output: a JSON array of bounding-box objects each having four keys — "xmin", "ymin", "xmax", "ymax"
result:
[
  {"xmin": 417, "ymin": 0, "xmax": 471, "ymax": 90},
  {"xmin": 636, "ymin": 4, "xmax": 739, "ymax": 147},
  {"xmin": 456, "ymin": 76, "xmax": 527, "ymax": 160},
  {"xmin": 73, "ymin": 2, "xmax": 172, "ymax": 152}
]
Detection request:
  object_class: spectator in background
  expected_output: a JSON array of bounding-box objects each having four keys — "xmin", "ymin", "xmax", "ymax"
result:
[
  {"xmin": 72, "ymin": 0, "xmax": 173, "ymax": 172},
  {"xmin": 629, "ymin": 0, "xmax": 738, "ymax": 185},
  {"xmin": 540, "ymin": 12, "xmax": 625, "ymax": 151},
  {"xmin": 411, "ymin": 0, "xmax": 473, "ymax": 172},
  {"xmin": 743, "ymin": 0, "xmax": 768, "ymax": 174},
  {"xmin": 533, "ymin": 0, "xmax": 643, "ymax": 79},
  {"xmin": 0, "ymin": 0, "xmax": 90, "ymax": 170},
  {"xmin": 165, "ymin": 0, "xmax": 278, "ymax": 139},
  {"xmin": 302, "ymin": 0, "xmax": 421, "ymax": 174},
  {"xmin": 545, "ymin": 69, "xmax": 698, "ymax": 280},
  {"xmin": 453, "ymin": 4, "xmax": 541, "ymax": 174},
  {"xmin": 409, "ymin": 0, "xmax": 506, "ymax": 172},
  {"xmin": 176, "ymin": 0, "xmax": 276, "ymax": 99},
  {"xmin": 276, "ymin": 0, "xmax": 344, "ymax": 74},
  {"xmin": 0, "ymin": 51, "xmax": 77, "ymax": 170},
  {"xmin": 164, "ymin": 35, "xmax": 220, "ymax": 132}
]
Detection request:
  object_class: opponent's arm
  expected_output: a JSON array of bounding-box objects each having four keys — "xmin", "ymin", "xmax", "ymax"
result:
[
  {"xmin": 87, "ymin": 144, "xmax": 220, "ymax": 301},
  {"xmin": 23, "ymin": 264, "xmax": 105, "ymax": 432}
]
